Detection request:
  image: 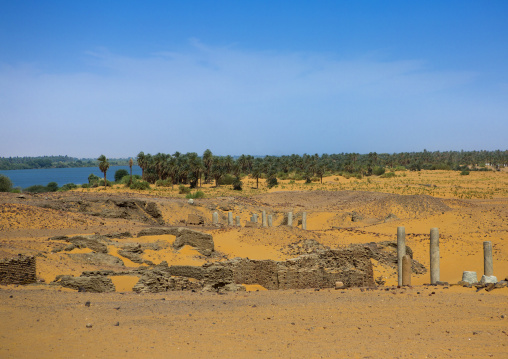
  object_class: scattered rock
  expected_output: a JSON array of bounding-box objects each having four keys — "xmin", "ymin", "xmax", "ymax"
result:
[
  {"xmin": 187, "ymin": 214, "xmax": 204, "ymax": 225},
  {"xmin": 282, "ymin": 239, "xmax": 330, "ymax": 256},
  {"xmin": 244, "ymin": 221, "xmax": 260, "ymax": 228},
  {"xmin": 144, "ymin": 202, "xmax": 164, "ymax": 224},
  {"xmin": 494, "ymin": 281, "xmax": 507, "ymax": 289},
  {"xmin": 480, "ymin": 275, "xmax": 497, "ymax": 284},
  {"xmin": 86, "ymin": 323, "xmax": 93, "ymax": 329},
  {"xmin": 172, "ymin": 228, "xmax": 214, "ymax": 256},
  {"xmin": 335, "ymin": 281, "xmax": 345, "ymax": 290},
  {"xmin": 383, "ymin": 213, "xmax": 398, "ymax": 222},
  {"xmin": 485, "ymin": 283, "xmax": 496, "ymax": 292},
  {"xmin": 63, "ymin": 235, "xmax": 109, "ymax": 253},
  {"xmin": 118, "ymin": 244, "xmax": 145, "ymax": 264},
  {"xmin": 52, "ymin": 275, "xmax": 115, "ymax": 293},
  {"xmin": 66, "ymin": 252, "xmax": 125, "ymax": 267}
]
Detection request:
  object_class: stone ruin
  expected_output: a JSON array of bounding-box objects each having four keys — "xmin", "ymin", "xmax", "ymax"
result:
[
  {"xmin": 0, "ymin": 255, "xmax": 37, "ymax": 285},
  {"xmin": 45, "ymin": 227, "xmax": 426, "ymax": 293},
  {"xmin": 55, "ymin": 245, "xmax": 376, "ymax": 293}
]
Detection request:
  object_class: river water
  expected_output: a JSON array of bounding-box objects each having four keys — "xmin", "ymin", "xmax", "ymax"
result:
[{"xmin": 0, "ymin": 166, "xmax": 142, "ymax": 188}]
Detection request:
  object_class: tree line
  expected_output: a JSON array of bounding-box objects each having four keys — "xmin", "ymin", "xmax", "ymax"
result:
[
  {"xmin": 135, "ymin": 149, "xmax": 508, "ymax": 188},
  {"xmin": 0, "ymin": 156, "xmax": 132, "ymax": 170}
]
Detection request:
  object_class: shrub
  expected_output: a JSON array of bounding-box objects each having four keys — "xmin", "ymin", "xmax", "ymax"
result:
[
  {"xmin": 232, "ymin": 177, "xmax": 243, "ymax": 191},
  {"xmin": 144, "ymin": 172, "xmax": 158, "ymax": 184},
  {"xmin": 460, "ymin": 170, "xmax": 470, "ymax": 176},
  {"xmin": 47, "ymin": 182, "xmax": 59, "ymax": 192},
  {"xmin": 59, "ymin": 183, "xmax": 78, "ymax": 191},
  {"xmin": 130, "ymin": 180, "xmax": 150, "ymax": 190},
  {"xmin": 355, "ymin": 173, "xmax": 363, "ymax": 179},
  {"xmin": 81, "ymin": 183, "xmax": 89, "ymax": 189},
  {"xmin": 98, "ymin": 179, "xmax": 113, "ymax": 187},
  {"xmin": 24, "ymin": 185, "xmax": 49, "ymax": 193},
  {"xmin": 179, "ymin": 184, "xmax": 191, "ymax": 194},
  {"xmin": 114, "ymin": 169, "xmax": 129, "ymax": 182},
  {"xmin": 277, "ymin": 172, "xmax": 289, "ymax": 180},
  {"xmin": 267, "ymin": 177, "xmax": 278, "ymax": 188},
  {"xmin": 394, "ymin": 166, "xmax": 406, "ymax": 171},
  {"xmin": 120, "ymin": 174, "xmax": 141, "ymax": 185},
  {"xmin": 156, "ymin": 179, "xmax": 173, "ymax": 187},
  {"xmin": 0, "ymin": 175, "xmax": 13, "ymax": 192},
  {"xmin": 373, "ymin": 166, "xmax": 386, "ymax": 176},
  {"xmin": 88, "ymin": 173, "xmax": 100, "ymax": 184},
  {"xmin": 186, "ymin": 191, "xmax": 205, "ymax": 199},
  {"xmin": 380, "ymin": 172, "xmax": 396, "ymax": 178},
  {"xmin": 288, "ymin": 172, "xmax": 305, "ymax": 181},
  {"xmin": 218, "ymin": 174, "xmax": 235, "ymax": 185},
  {"xmin": 430, "ymin": 163, "xmax": 451, "ymax": 170}
]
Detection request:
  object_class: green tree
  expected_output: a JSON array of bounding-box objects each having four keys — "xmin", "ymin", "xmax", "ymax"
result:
[
  {"xmin": 187, "ymin": 152, "xmax": 203, "ymax": 188},
  {"xmin": 88, "ymin": 173, "xmax": 100, "ymax": 186},
  {"xmin": 0, "ymin": 175, "xmax": 13, "ymax": 192},
  {"xmin": 137, "ymin": 152, "xmax": 147, "ymax": 180},
  {"xmin": 315, "ymin": 163, "xmax": 326, "ymax": 183},
  {"xmin": 251, "ymin": 158, "xmax": 263, "ymax": 189},
  {"xmin": 97, "ymin": 154, "xmax": 110, "ymax": 187},
  {"xmin": 202, "ymin": 149, "xmax": 214, "ymax": 184},
  {"xmin": 115, "ymin": 169, "xmax": 129, "ymax": 182},
  {"xmin": 47, "ymin": 182, "xmax": 59, "ymax": 192},
  {"xmin": 128, "ymin": 158, "xmax": 134, "ymax": 186},
  {"xmin": 212, "ymin": 157, "xmax": 226, "ymax": 186}
]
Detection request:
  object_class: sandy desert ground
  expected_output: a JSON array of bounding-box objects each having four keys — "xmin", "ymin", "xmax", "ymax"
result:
[{"xmin": 0, "ymin": 169, "xmax": 507, "ymax": 358}]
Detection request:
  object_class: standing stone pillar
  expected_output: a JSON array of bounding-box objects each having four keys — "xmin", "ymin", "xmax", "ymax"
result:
[
  {"xmin": 262, "ymin": 211, "xmax": 267, "ymax": 227},
  {"xmin": 267, "ymin": 215, "xmax": 273, "ymax": 227},
  {"xmin": 252, "ymin": 213, "xmax": 258, "ymax": 223},
  {"xmin": 287, "ymin": 212, "xmax": 293, "ymax": 227},
  {"xmin": 430, "ymin": 227, "xmax": 440, "ymax": 284},
  {"xmin": 235, "ymin": 216, "xmax": 241, "ymax": 227},
  {"xmin": 397, "ymin": 226, "xmax": 406, "ymax": 286},
  {"xmin": 402, "ymin": 254, "xmax": 412, "ymax": 286},
  {"xmin": 227, "ymin": 212, "xmax": 233, "ymax": 226},
  {"xmin": 302, "ymin": 212, "xmax": 307, "ymax": 230},
  {"xmin": 212, "ymin": 212, "xmax": 219, "ymax": 225},
  {"xmin": 483, "ymin": 241, "xmax": 493, "ymax": 276}
]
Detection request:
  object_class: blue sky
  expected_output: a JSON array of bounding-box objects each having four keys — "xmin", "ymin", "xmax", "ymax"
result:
[{"xmin": 1, "ymin": 1, "xmax": 507, "ymax": 158}]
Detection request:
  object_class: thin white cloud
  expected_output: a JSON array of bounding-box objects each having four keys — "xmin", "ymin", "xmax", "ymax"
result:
[{"xmin": 0, "ymin": 42, "xmax": 505, "ymax": 157}]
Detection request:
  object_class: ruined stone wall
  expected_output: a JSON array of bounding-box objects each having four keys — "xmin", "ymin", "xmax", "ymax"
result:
[
  {"xmin": 82, "ymin": 246, "xmax": 376, "ymax": 293},
  {"xmin": 205, "ymin": 247, "xmax": 375, "ymax": 290},
  {"xmin": 0, "ymin": 255, "xmax": 36, "ymax": 285}
]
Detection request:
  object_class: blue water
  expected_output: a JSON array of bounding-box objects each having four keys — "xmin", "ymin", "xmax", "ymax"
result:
[{"xmin": 0, "ymin": 166, "xmax": 142, "ymax": 188}]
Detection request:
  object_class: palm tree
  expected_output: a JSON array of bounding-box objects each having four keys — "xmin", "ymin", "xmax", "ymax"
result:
[
  {"xmin": 224, "ymin": 155, "xmax": 234, "ymax": 173},
  {"xmin": 97, "ymin": 154, "xmax": 110, "ymax": 188},
  {"xmin": 212, "ymin": 157, "xmax": 225, "ymax": 186},
  {"xmin": 203, "ymin": 149, "xmax": 213, "ymax": 184},
  {"xmin": 137, "ymin": 152, "xmax": 147, "ymax": 180},
  {"xmin": 187, "ymin": 152, "xmax": 202, "ymax": 188},
  {"xmin": 315, "ymin": 163, "xmax": 326, "ymax": 183},
  {"xmin": 128, "ymin": 158, "xmax": 133, "ymax": 186},
  {"xmin": 251, "ymin": 158, "xmax": 263, "ymax": 189}
]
